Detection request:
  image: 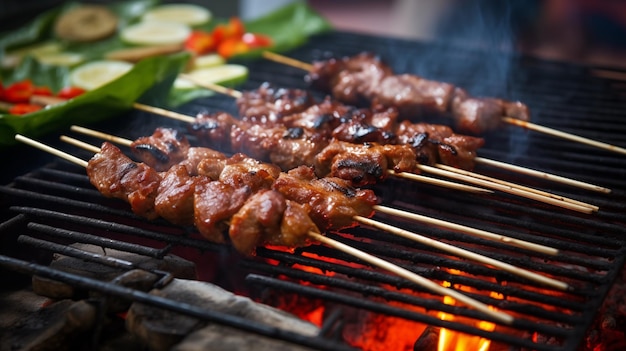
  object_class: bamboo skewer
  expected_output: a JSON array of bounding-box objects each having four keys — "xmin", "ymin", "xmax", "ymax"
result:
[
  {"xmin": 417, "ymin": 165, "xmax": 595, "ymax": 214},
  {"xmin": 434, "ymin": 164, "xmax": 599, "ymax": 212},
  {"xmin": 474, "ymin": 157, "xmax": 610, "ymax": 194},
  {"xmin": 373, "ymin": 205, "xmax": 559, "ymax": 256},
  {"xmin": 60, "ymin": 132, "xmax": 569, "ymax": 290},
  {"xmin": 66, "ymin": 128, "xmax": 559, "ymax": 256},
  {"xmin": 15, "ymin": 133, "xmax": 515, "ymax": 325},
  {"xmin": 308, "ymin": 231, "xmax": 514, "ymax": 324},
  {"xmin": 262, "ymin": 51, "xmax": 626, "ymax": 157}
]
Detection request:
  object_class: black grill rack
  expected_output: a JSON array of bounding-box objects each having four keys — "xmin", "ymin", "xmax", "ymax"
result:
[{"xmin": 1, "ymin": 31, "xmax": 626, "ymax": 350}]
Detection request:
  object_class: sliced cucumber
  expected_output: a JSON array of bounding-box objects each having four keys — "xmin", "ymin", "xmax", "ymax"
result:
[
  {"xmin": 120, "ymin": 21, "xmax": 191, "ymax": 46},
  {"xmin": 70, "ymin": 60, "xmax": 133, "ymax": 90},
  {"xmin": 36, "ymin": 52, "xmax": 85, "ymax": 67},
  {"xmin": 142, "ymin": 4, "xmax": 212, "ymax": 26},
  {"xmin": 192, "ymin": 53, "xmax": 225, "ymax": 69},
  {"xmin": 2, "ymin": 41, "xmax": 63, "ymax": 69},
  {"xmin": 174, "ymin": 64, "xmax": 249, "ymax": 90}
]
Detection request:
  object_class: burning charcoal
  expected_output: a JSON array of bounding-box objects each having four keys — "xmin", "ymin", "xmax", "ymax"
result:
[
  {"xmin": 102, "ymin": 269, "xmax": 160, "ymax": 313},
  {"xmin": 21, "ymin": 300, "xmax": 97, "ymax": 351},
  {"xmin": 32, "ymin": 243, "xmax": 197, "ymax": 299},
  {"xmin": 173, "ymin": 324, "xmax": 319, "ymax": 351},
  {"xmin": 126, "ymin": 278, "xmax": 320, "ymax": 351}
]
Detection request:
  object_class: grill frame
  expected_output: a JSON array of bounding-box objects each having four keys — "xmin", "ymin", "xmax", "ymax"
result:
[{"xmin": 1, "ymin": 31, "xmax": 626, "ymax": 350}]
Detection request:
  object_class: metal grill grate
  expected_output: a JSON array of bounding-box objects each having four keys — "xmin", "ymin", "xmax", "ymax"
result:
[{"xmin": 1, "ymin": 31, "xmax": 626, "ymax": 350}]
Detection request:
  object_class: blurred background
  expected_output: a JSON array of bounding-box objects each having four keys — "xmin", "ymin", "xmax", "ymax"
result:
[{"xmin": 2, "ymin": 0, "xmax": 626, "ymax": 68}]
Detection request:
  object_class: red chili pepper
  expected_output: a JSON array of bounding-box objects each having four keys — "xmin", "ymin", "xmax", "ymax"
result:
[
  {"xmin": 4, "ymin": 79, "xmax": 35, "ymax": 103},
  {"xmin": 57, "ymin": 86, "xmax": 86, "ymax": 100},
  {"xmin": 241, "ymin": 33, "xmax": 273, "ymax": 48},
  {"xmin": 217, "ymin": 38, "xmax": 251, "ymax": 59},
  {"xmin": 33, "ymin": 86, "xmax": 53, "ymax": 96},
  {"xmin": 212, "ymin": 17, "xmax": 246, "ymax": 44},
  {"xmin": 8, "ymin": 103, "xmax": 43, "ymax": 115},
  {"xmin": 184, "ymin": 30, "xmax": 216, "ymax": 55}
]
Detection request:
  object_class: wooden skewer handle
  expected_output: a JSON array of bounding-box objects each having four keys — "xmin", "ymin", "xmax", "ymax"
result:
[{"xmin": 308, "ymin": 231, "xmax": 515, "ymax": 325}]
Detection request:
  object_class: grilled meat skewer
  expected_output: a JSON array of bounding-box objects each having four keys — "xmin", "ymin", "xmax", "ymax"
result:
[
  {"xmin": 303, "ymin": 52, "xmax": 530, "ymax": 135},
  {"xmin": 87, "ymin": 141, "xmax": 376, "ymax": 255}
]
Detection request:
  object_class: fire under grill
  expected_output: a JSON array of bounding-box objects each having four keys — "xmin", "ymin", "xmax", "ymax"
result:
[{"xmin": 1, "ymin": 31, "xmax": 626, "ymax": 350}]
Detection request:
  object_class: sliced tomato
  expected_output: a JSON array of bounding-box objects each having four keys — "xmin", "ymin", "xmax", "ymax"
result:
[
  {"xmin": 57, "ymin": 86, "xmax": 86, "ymax": 100},
  {"xmin": 4, "ymin": 80, "xmax": 35, "ymax": 103},
  {"xmin": 212, "ymin": 17, "xmax": 245, "ymax": 43},
  {"xmin": 217, "ymin": 38, "xmax": 251, "ymax": 59},
  {"xmin": 9, "ymin": 103, "xmax": 43, "ymax": 115},
  {"xmin": 241, "ymin": 33, "xmax": 273, "ymax": 48},
  {"xmin": 184, "ymin": 30, "xmax": 216, "ymax": 55}
]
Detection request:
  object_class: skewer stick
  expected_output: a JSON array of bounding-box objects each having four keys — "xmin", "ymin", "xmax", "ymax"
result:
[
  {"xmin": 418, "ymin": 165, "xmax": 595, "ymax": 214},
  {"xmin": 178, "ymin": 73, "xmax": 243, "ymax": 99},
  {"xmin": 23, "ymin": 133, "xmax": 513, "ymax": 325},
  {"xmin": 15, "ymin": 134, "xmax": 88, "ymax": 168},
  {"xmin": 373, "ymin": 205, "xmax": 559, "ymax": 256},
  {"xmin": 474, "ymin": 157, "xmax": 610, "ymax": 194},
  {"xmin": 263, "ymin": 51, "xmax": 626, "ymax": 157},
  {"xmin": 433, "ymin": 164, "xmax": 599, "ymax": 212},
  {"xmin": 501, "ymin": 117, "xmax": 626, "ymax": 156},
  {"xmin": 63, "ymin": 129, "xmax": 562, "ymax": 257},
  {"xmin": 309, "ymin": 231, "xmax": 514, "ymax": 325},
  {"xmin": 353, "ymin": 216, "xmax": 569, "ymax": 291},
  {"xmin": 388, "ymin": 170, "xmax": 491, "ymax": 194}
]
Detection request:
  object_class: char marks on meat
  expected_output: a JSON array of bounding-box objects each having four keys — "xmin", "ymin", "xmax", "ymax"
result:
[
  {"xmin": 306, "ymin": 53, "xmax": 530, "ymax": 134},
  {"xmin": 87, "ymin": 142, "xmax": 161, "ymax": 219},
  {"xmin": 273, "ymin": 166, "xmax": 377, "ymax": 230},
  {"xmin": 237, "ymin": 82, "xmax": 316, "ymax": 124},
  {"xmin": 131, "ymin": 128, "xmax": 190, "ymax": 171}
]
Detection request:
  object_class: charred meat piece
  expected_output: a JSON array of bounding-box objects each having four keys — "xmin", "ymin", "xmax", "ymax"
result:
[
  {"xmin": 188, "ymin": 112, "xmax": 238, "ymax": 150},
  {"xmin": 395, "ymin": 120, "xmax": 485, "ymax": 169},
  {"xmin": 131, "ymin": 128, "xmax": 190, "ymax": 171},
  {"xmin": 193, "ymin": 178, "xmax": 251, "ymax": 243},
  {"xmin": 315, "ymin": 141, "xmax": 418, "ymax": 186},
  {"xmin": 373, "ymin": 74, "xmax": 456, "ymax": 116},
  {"xmin": 451, "ymin": 88, "xmax": 530, "ymax": 134},
  {"xmin": 155, "ymin": 164, "xmax": 197, "ymax": 226},
  {"xmin": 237, "ymin": 82, "xmax": 316, "ymax": 124},
  {"xmin": 229, "ymin": 189, "xmax": 287, "ymax": 255},
  {"xmin": 87, "ymin": 142, "xmax": 161, "ymax": 219},
  {"xmin": 306, "ymin": 52, "xmax": 393, "ymax": 106},
  {"xmin": 180, "ymin": 147, "xmax": 227, "ymax": 176},
  {"xmin": 273, "ymin": 166, "xmax": 378, "ymax": 230}
]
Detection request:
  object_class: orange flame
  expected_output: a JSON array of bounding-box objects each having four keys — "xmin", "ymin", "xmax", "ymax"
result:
[{"xmin": 437, "ymin": 272, "xmax": 500, "ymax": 351}]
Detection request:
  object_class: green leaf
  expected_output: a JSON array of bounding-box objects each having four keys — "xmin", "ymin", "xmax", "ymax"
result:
[{"xmin": 0, "ymin": 52, "xmax": 190, "ymax": 147}]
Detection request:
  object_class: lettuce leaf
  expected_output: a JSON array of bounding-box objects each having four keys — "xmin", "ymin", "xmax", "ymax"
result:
[{"xmin": 0, "ymin": 52, "xmax": 189, "ymax": 146}]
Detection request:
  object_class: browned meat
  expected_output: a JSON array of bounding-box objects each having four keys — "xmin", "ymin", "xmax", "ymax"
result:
[
  {"xmin": 188, "ymin": 112, "xmax": 238, "ymax": 149},
  {"xmin": 395, "ymin": 120, "xmax": 484, "ymax": 169},
  {"xmin": 373, "ymin": 75, "xmax": 456, "ymax": 117},
  {"xmin": 315, "ymin": 141, "xmax": 418, "ymax": 186},
  {"xmin": 229, "ymin": 189, "xmax": 287, "ymax": 255},
  {"xmin": 305, "ymin": 53, "xmax": 531, "ymax": 134},
  {"xmin": 237, "ymin": 82, "xmax": 316, "ymax": 124},
  {"xmin": 306, "ymin": 52, "xmax": 393, "ymax": 106},
  {"xmin": 217, "ymin": 153, "xmax": 282, "ymax": 191},
  {"xmin": 273, "ymin": 166, "xmax": 378, "ymax": 230},
  {"xmin": 87, "ymin": 142, "xmax": 161, "ymax": 219},
  {"xmin": 155, "ymin": 164, "xmax": 197, "ymax": 225},
  {"xmin": 193, "ymin": 178, "xmax": 251, "ymax": 243},
  {"xmin": 230, "ymin": 123, "xmax": 329, "ymax": 171},
  {"xmin": 276, "ymin": 201, "xmax": 318, "ymax": 248},
  {"xmin": 180, "ymin": 147, "xmax": 227, "ymax": 176},
  {"xmin": 130, "ymin": 128, "xmax": 190, "ymax": 172}
]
